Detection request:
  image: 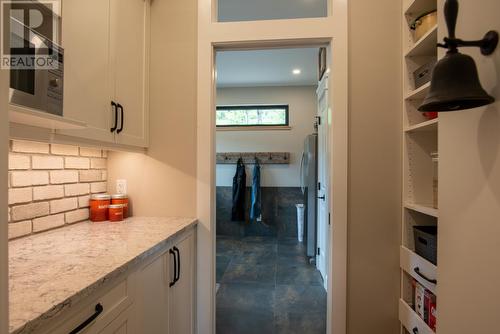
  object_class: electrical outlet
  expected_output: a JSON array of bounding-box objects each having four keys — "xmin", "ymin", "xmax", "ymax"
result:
[{"xmin": 116, "ymin": 179, "xmax": 127, "ymax": 195}]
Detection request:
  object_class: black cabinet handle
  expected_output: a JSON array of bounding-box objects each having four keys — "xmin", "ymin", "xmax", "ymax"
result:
[
  {"xmin": 116, "ymin": 103, "xmax": 124, "ymax": 134},
  {"xmin": 414, "ymin": 267, "xmax": 437, "ymax": 284},
  {"xmin": 69, "ymin": 303, "xmax": 104, "ymax": 334},
  {"xmin": 412, "ymin": 327, "xmax": 419, "ymax": 334},
  {"xmin": 169, "ymin": 248, "xmax": 177, "ymax": 287},
  {"xmin": 173, "ymin": 246, "xmax": 180, "ymax": 283},
  {"xmin": 110, "ymin": 101, "xmax": 118, "ymax": 132}
]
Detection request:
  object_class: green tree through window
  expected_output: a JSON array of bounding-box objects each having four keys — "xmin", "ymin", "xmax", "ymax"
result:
[{"xmin": 216, "ymin": 105, "xmax": 289, "ymax": 127}]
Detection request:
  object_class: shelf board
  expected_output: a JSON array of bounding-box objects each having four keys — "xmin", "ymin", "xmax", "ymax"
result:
[
  {"xmin": 400, "ymin": 246, "xmax": 437, "ymax": 294},
  {"xmin": 9, "ymin": 104, "xmax": 86, "ymax": 130},
  {"xmin": 399, "ymin": 299, "xmax": 435, "ymax": 334},
  {"xmin": 404, "ymin": 118, "xmax": 438, "ymax": 133},
  {"xmin": 405, "ymin": 203, "xmax": 438, "ymax": 217},
  {"xmin": 405, "ymin": 0, "xmax": 437, "ymax": 19},
  {"xmin": 405, "ymin": 25, "xmax": 438, "ymax": 57},
  {"xmin": 405, "ymin": 82, "xmax": 430, "ymax": 100}
]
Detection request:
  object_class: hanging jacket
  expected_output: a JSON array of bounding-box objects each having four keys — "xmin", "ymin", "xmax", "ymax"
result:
[
  {"xmin": 231, "ymin": 158, "xmax": 246, "ymax": 221},
  {"xmin": 250, "ymin": 160, "xmax": 261, "ymax": 221}
]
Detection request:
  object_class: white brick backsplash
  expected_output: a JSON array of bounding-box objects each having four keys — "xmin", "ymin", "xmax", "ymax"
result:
[
  {"xmin": 33, "ymin": 214, "xmax": 65, "ymax": 233},
  {"xmin": 8, "ymin": 141, "xmax": 107, "ymax": 238},
  {"xmin": 78, "ymin": 195, "xmax": 90, "ymax": 208},
  {"xmin": 9, "ymin": 154, "xmax": 30, "ymax": 170},
  {"xmin": 32, "ymin": 156, "xmax": 64, "ymax": 170},
  {"xmin": 50, "ymin": 198, "xmax": 78, "ymax": 214},
  {"xmin": 8, "ymin": 221, "xmax": 32, "ymax": 239},
  {"xmin": 79, "ymin": 170, "xmax": 102, "ymax": 182},
  {"xmin": 80, "ymin": 147, "xmax": 102, "ymax": 157},
  {"xmin": 11, "ymin": 171, "xmax": 49, "ymax": 187},
  {"xmin": 33, "ymin": 185, "xmax": 64, "ymax": 201},
  {"xmin": 11, "ymin": 140, "xmax": 49, "ymax": 154},
  {"xmin": 8, "ymin": 188, "xmax": 33, "ymax": 205},
  {"xmin": 65, "ymin": 183, "xmax": 90, "ymax": 196},
  {"xmin": 91, "ymin": 182, "xmax": 107, "ymax": 194},
  {"xmin": 65, "ymin": 157, "xmax": 90, "ymax": 169},
  {"xmin": 11, "ymin": 202, "xmax": 49, "ymax": 221},
  {"xmin": 51, "ymin": 144, "xmax": 79, "ymax": 156},
  {"xmin": 91, "ymin": 158, "xmax": 106, "ymax": 169},
  {"xmin": 50, "ymin": 170, "xmax": 79, "ymax": 184},
  {"xmin": 65, "ymin": 208, "xmax": 90, "ymax": 224}
]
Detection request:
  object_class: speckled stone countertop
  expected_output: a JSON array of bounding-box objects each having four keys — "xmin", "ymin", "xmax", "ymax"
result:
[{"xmin": 8, "ymin": 217, "xmax": 197, "ymax": 334}]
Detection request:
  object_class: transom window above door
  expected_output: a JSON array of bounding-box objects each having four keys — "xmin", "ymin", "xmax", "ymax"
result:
[{"xmin": 216, "ymin": 105, "xmax": 289, "ymax": 128}]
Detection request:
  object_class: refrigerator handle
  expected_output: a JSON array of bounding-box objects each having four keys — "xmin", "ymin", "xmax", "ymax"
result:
[{"xmin": 300, "ymin": 152, "xmax": 305, "ymax": 194}]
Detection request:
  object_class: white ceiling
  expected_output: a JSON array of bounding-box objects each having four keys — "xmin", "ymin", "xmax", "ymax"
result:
[
  {"xmin": 216, "ymin": 48, "xmax": 320, "ymax": 88},
  {"xmin": 217, "ymin": 0, "xmax": 327, "ymax": 22}
]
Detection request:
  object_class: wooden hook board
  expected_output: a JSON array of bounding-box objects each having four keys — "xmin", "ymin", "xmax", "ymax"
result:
[{"xmin": 216, "ymin": 152, "xmax": 290, "ymax": 165}]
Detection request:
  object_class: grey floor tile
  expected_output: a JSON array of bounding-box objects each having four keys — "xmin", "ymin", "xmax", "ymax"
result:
[
  {"xmin": 274, "ymin": 311, "xmax": 326, "ymax": 334},
  {"xmin": 217, "ymin": 307, "xmax": 274, "ymax": 334},
  {"xmin": 276, "ymin": 261, "xmax": 323, "ymax": 286},
  {"xmin": 216, "ymin": 255, "xmax": 232, "ymax": 283},
  {"xmin": 275, "ymin": 285, "xmax": 327, "ymax": 313},
  {"xmin": 221, "ymin": 262, "xmax": 276, "ymax": 284},
  {"xmin": 217, "ymin": 282, "xmax": 276, "ymax": 311}
]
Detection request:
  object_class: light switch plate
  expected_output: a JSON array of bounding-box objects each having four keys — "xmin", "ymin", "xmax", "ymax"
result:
[{"xmin": 116, "ymin": 179, "xmax": 127, "ymax": 194}]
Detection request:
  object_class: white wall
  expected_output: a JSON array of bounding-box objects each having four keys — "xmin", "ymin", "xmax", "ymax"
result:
[
  {"xmin": 438, "ymin": 1, "xmax": 500, "ymax": 333},
  {"xmin": 216, "ymin": 86, "xmax": 317, "ymax": 187}
]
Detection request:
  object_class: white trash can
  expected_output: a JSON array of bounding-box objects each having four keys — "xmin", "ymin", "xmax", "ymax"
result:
[{"xmin": 296, "ymin": 204, "xmax": 305, "ymax": 243}]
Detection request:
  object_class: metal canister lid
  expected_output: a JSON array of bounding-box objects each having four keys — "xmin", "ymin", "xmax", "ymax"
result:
[
  {"xmin": 108, "ymin": 204, "xmax": 124, "ymax": 209},
  {"xmin": 91, "ymin": 194, "xmax": 111, "ymax": 200},
  {"xmin": 111, "ymin": 194, "xmax": 128, "ymax": 199}
]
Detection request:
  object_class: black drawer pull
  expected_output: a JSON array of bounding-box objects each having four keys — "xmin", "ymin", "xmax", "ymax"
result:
[
  {"xmin": 413, "ymin": 327, "xmax": 419, "ymax": 334},
  {"xmin": 414, "ymin": 267, "xmax": 437, "ymax": 284},
  {"xmin": 169, "ymin": 248, "xmax": 177, "ymax": 287},
  {"xmin": 110, "ymin": 101, "xmax": 118, "ymax": 132},
  {"xmin": 117, "ymin": 103, "xmax": 124, "ymax": 134},
  {"xmin": 69, "ymin": 303, "xmax": 104, "ymax": 334},
  {"xmin": 173, "ymin": 246, "xmax": 180, "ymax": 283}
]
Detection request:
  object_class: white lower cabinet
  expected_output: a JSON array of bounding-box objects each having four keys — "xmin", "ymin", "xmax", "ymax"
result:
[{"xmin": 40, "ymin": 228, "xmax": 195, "ymax": 334}]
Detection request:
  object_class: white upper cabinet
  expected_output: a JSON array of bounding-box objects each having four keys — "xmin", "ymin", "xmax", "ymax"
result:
[
  {"xmin": 110, "ymin": 0, "xmax": 150, "ymax": 147},
  {"xmin": 60, "ymin": 0, "xmax": 114, "ymax": 143},
  {"xmin": 59, "ymin": 0, "xmax": 150, "ymax": 147}
]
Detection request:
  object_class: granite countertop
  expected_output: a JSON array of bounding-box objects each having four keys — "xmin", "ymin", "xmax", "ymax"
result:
[{"xmin": 8, "ymin": 217, "xmax": 197, "ymax": 334}]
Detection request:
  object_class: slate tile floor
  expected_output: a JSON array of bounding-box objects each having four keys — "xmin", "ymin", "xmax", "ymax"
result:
[{"xmin": 216, "ymin": 235, "xmax": 326, "ymax": 334}]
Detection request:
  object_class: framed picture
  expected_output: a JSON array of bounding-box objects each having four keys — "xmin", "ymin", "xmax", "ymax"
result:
[{"xmin": 318, "ymin": 47, "xmax": 327, "ymax": 81}]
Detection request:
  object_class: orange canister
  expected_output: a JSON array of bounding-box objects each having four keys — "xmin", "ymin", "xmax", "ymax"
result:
[
  {"xmin": 108, "ymin": 204, "xmax": 124, "ymax": 222},
  {"xmin": 111, "ymin": 194, "xmax": 129, "ymax": 218},
  {"xmin": 90, "ymin": 194, "xmax": 111, "ymax": 222}
]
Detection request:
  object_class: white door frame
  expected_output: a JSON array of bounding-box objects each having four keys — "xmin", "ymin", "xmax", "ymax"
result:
[{"xmin": 196, "ymin": 1, "xmax": 348, "ymax": 334}]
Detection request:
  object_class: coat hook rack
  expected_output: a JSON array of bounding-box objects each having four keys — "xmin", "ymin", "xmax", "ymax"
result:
[{"xmin": 216, "ymin": 152, "xmax": 290, "ymax": 165}]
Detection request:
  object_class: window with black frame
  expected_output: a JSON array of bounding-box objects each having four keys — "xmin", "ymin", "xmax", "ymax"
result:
[{"xmin": 216, "ymin": 105, "xmax": 289, "ymax": 128}]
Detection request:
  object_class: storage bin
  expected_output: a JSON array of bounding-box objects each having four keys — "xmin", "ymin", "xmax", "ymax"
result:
[
  {"xmin": 413, "ymin": 59, "xmax": 437, "ymax": 89},
  {"xmin": 413, "ymin": 226, "xmax": 437, "ymax": 265},
  {"xmin": 411, "ymin": 11, "xmax": 437, "ymax": 41}
]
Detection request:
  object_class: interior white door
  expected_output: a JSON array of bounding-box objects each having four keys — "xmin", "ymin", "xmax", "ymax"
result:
[
  {"xmin": 110, "ymin": 0, "xmax": 149, "ymax": 147},
  {"xmin": 316, "ymin": 75, "xmax": 330, "ymax": 287}
]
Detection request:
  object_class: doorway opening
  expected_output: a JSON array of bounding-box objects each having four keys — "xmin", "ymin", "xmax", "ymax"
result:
[{"xmin": 214, "ymin": 46, "xmax": 331, "ymax": 333}]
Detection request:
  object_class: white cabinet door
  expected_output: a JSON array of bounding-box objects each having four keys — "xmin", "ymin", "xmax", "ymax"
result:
[
  {"xmin": 59, "ymin": 0, "xmax": 115, "ymax": 143},
  {"xmin": 137, "ymin": 252, "xmax": 170, "ymax": 334},
  {"xmin": 169, "ymin": 233, "xmax": 195, "ymax": 334},
  {"xmin": 110, "ymin": 0, "xmax": 150, "ymax": 147},
  {"xmin": 98, "ymin": 306, "xmax": 136, "ymax": 334}
]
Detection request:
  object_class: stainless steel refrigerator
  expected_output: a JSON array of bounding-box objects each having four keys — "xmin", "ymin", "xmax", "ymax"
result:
[{"xmin": 300, "ymin": 134, "xmax": 318, "ymax": 258}]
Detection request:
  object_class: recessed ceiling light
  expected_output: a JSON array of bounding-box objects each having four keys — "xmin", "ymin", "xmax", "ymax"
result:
[{"xmin": 292, "ymin": 69, "xmax": 301, "ymax": 75}]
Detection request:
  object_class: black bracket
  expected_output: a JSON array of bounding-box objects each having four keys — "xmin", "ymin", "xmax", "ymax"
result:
[{"xmin": 437, "ymin": 0, "xmax": 499, "ymax": 55}]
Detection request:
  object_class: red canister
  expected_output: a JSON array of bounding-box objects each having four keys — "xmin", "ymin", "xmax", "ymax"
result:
[
  {"xmin": 108, "ymin": 204, "xmax": 124, "ymax": 222},
  {"xmin": 111, "ymin": 194, "xmax": 129, "ymax": 218},
  {"xmin": 90, "ymin": 194, "xmax": 111, "ymax": 222}
]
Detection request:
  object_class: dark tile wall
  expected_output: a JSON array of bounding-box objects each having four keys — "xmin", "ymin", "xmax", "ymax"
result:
[{"xmin": 216, "ymin": 186, "xmax": 304, "ymax": 239}]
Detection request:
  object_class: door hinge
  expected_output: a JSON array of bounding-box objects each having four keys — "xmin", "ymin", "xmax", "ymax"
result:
[
  {"xmin": 317, "ymin": 247, "xmax": 320, "ymax": 256},
  {"xmin": 318, "ymin": 182, "xmax": 321, "ymax": 191},
  {"xmin": 329, "ymin": 213, "xmax": 331, "ymax": 225},
  {"xmin": 315, "ymin": 116, "xmax": 321, "ymax": 125}
]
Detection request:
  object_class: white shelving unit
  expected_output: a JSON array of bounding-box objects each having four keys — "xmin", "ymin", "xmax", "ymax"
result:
[{"xmin": 401, "ymin": 0, "xmax": 439, "ymax": 333}]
